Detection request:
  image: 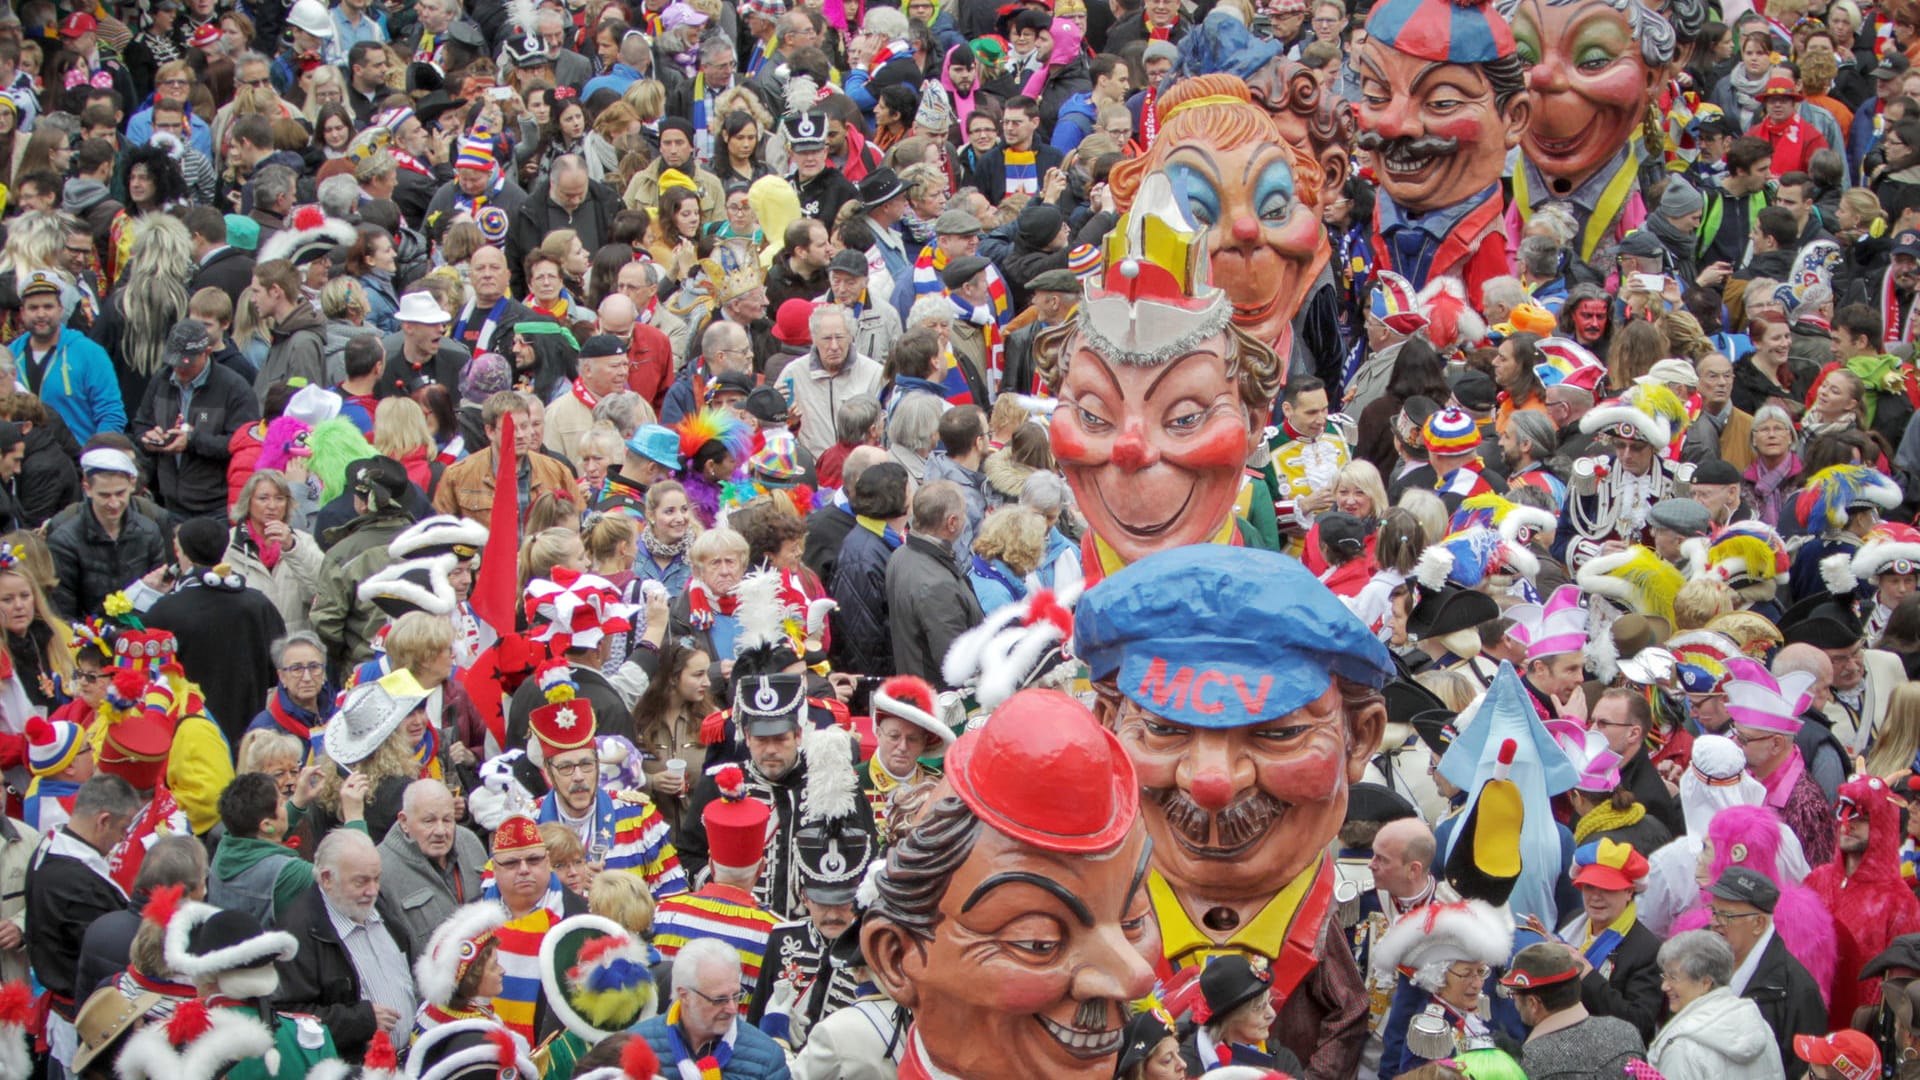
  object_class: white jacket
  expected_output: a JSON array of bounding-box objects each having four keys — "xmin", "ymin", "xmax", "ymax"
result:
[
  {"xmin": 222, "ymin": 528, "xmax": 324, "ymax": 633},
  {"xmin": 1648, "ymin": 987, "xmax": 1785, "ymax": 1080}
]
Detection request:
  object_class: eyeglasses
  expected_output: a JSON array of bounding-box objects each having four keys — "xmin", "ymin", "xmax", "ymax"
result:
[
  {"xmin": 238, "ymin": 75, "xmax": 271, "ymax": 88},
  {"xmin": 685, "ymin": 986, "xmax": 742, "ymax": 1008},
  {"xmin": 1730, "ymin": 727, "xmax": 1776, "ymax": 746},
  {"xmin": 280, "ymin": 662, "xmax": 325, "ymax": 677},
  {"xmin": 73, "ymin": 670, "xmax": 109, "ymax": 685},
  {"xmin": 1708, "ymin": 908, "xmax": 1765, "ymax": 925},
  {"xmin": 1447, "ymin": 963, "xmax": 1490, "ymax": 980},
  {"xmin": 550, "ymin": 758, "xmax": 598, "ymax": 776}
]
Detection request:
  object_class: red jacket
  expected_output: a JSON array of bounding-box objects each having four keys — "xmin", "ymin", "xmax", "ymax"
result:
[
  {"xmin": 1748, "ymin": 115, "xmax": 1829, "ymax": 176},
  {"xmin": 1806, "ymin": 775, "xmax": 1920, "ymax": 1027}
]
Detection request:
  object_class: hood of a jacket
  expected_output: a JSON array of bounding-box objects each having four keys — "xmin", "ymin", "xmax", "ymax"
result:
[
  {"xmin": 982, "ymin": 445, "xmax": 1035, "ymax": 497},
  {"xmin": 1660, "ymin": 987, "xmax": 1775, "ymax": 1063},
  {"xmin": 209, "ymin": 833, "xmax": 295, "ymax": 877},
  {"xmin": 62, "ymin": 178, "xmax": 112, "ymax": 215},
  {"xmin": 273, "ymin": 301, "xmax": 325, "ymax": 340},
  {"xmin": 1835, "ymin": 774, "xmax": 1907, "ymax": 883},
  {"xmin": 325, "ymin": 320, "xmax": 380, "ymax": 353}
]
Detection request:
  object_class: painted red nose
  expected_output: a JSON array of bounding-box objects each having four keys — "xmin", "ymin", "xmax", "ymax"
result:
[
  {"xmin": 1110, "ymin": 422, "xmax": 1155, "ymax": 470},
  {"xmin": 1233, "ymin": 216, "xmax": 1261, "ymax": 245},
  {"xmin": 1189, "ymin": 770, "xmax": 1235, "ymax": 812}
]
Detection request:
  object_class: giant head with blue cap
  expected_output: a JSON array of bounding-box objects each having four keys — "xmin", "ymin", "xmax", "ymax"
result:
[{"xmin": 1074, "ymin": 545, "xmax": 1394, "ymax": 977}]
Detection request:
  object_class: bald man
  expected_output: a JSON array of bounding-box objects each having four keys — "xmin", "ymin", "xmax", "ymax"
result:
[
  {"xmin": 599, "ymin": 291, "xmax": 675, "ymax": 412},
  {"xmin": 1350, "ymin": 816, "xmax": 1439, "ymax": 1068},
  {"xmin": 1772, "ymin": 643, "xmax": 1847, "ymax": 803}
]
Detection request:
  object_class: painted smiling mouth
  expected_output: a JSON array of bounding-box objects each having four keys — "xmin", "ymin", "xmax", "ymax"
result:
[
  {"xmin": 1035, "ymin": 1013, "xmax": 1126, "ymax": 1060},
  {"xmin": 1381, "ymin": 146, "xmax": 1438, "ymax": 176},
  {"xmin": 1530, "ymin": 130, "xmax": 1588, "ymax": 156},
  {"xmin": 1096, "ymin": 484, "xmax": 1193, "ymax": 538}
]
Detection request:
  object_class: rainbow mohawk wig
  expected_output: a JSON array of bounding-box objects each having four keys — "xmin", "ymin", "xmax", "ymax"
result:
[{"xmin": 675, "ymin": 407, "xmax": 753, "ymax": 466}]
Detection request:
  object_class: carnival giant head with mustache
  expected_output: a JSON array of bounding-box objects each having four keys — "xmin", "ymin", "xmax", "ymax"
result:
[
  {"xmin": 1355, "ymin": 0, "xmax": 1531, "ymax": 215},
  {"xmin": 862, "ymin": 690, "xmax": 1159, "ymax": 1080},
  {"xmin": 1075, "ymin": 546, "xmax": 1394, "ymax": 906}
]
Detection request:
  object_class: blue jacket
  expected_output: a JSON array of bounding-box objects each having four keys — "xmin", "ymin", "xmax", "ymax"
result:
[
  {"xmin": 125, "ymin": 106, "xmax": 213, "ymax": 159},
  {"xmin": 582, "ymin": 63, "xmax": 641, "ymax": 101},
  {"xmin": 828, "ymin": 519, "xmax": 900, "ymax": 675},
  {"xmin": 10, "ymin": 328, "xmax": 126, "ymax": 441},
  {"xmin": 1051, "ymin": 92, "xmax": 1099, "ymax": 155},
  {"xmin": 636, "ymin": 1015, "xmax": 791, "ymax": 1080},
  {"xmin": 968, "ymin": 555, "xmax": 1026, "ymax": 612}
]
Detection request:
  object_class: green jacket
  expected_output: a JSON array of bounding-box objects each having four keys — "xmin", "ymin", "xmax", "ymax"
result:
[
  {"xmin": 218, "ymin": 1004, "xmax": 339, "ymax": 1080},
  {"xmin": 310, "ymin": 506, "xmax": 412, "ymax": 667},
  {"xmin": 208, "ymin": 831, "xmax": 359, "ymax": 921}
]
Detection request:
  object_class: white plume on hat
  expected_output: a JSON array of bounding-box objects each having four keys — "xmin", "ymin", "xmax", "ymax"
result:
[
  {"xmin": 800, "ymin": 725, "xmax": 860, "ymax": 824},
  {"xmin": 415, "ymin": 901, "xmax": 509, "ymax": 1008}
]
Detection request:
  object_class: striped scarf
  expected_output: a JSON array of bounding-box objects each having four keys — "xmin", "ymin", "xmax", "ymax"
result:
[
  {"xmin": 949, "ymin": 293, "xmax": 1003, "ymax": 393},
  {"xmin": 746, "ymin": 34, "xmax": 778, "ymax": 78},
  {"xmin": 692, "ymin": 74, "xmax": 727, "ymax": 164},
  {"xmin": 868, "ymin": 38, "xmax": 909, "ymax": 73},
  {"xmin": 910, "ymin": 244, "xmax": 1011, "ymax": 323},
  {"xmin": 664, "ymin": 1001, "xmax": 738, "ymax": 1080},
  {"xmin": 1003, "ymin": 148, "xmax": 1039, "ymax": 196}
]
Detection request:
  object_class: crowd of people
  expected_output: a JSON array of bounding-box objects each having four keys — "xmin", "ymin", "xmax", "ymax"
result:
[{"xmin": 7, "ymin": 0, "xmax": 1920, "ymax": 1073}]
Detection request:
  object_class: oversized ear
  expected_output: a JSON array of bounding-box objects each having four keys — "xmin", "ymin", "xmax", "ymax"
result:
[
  {"xmin": 860, "ymin": 916, "xmax": 923, "ymax": 1010},
  {"xmin": 1501, "ymin": 91, "xmax": 1533, "ymax": 153},
  {"xmin": 1344, "ymin": 695, "xmax": 1387, "ymax": 783},
  {"xmin": 1317, "ymin": 147, "xmax": 1349, "ymax": 207}
]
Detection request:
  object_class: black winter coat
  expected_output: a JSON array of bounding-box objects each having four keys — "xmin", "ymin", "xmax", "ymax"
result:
[
  {"xmin": 46, "ymin": 504, "xmax": 169, "ymax": 620},
  {"xmin": 146, "ymin": 578, "xmax": 287, "ymax": 747},
  {"xmin": 885, "ymin": 533, "xmax": 984, "ymax": 688},
  {"xmin": 1744, "ymin": 932, "xmax": 1828, "ymax": 1080},
  {"xmin": 1577, "ymin": 920, "xmax": 1664, "ymax": 1043},
  {"xmin": 189, "ymin": 246, "xmax": 257, "ymax": 309},
  {"xmin": 273, "ymin": 885, "xmax": 416, "ymax": 1062},
  {"xmin": 503, "ymin": 177, "xmax": 623, "ymax": 296},
  {"xmin": 14, "ymin": 422, "xmax": 80, "ymax": 529},
  {"xmin": 131, "ymin": 363, "xmax": 260, "ymax": 515},
  {"xmin": 25, "ymin": 829, "xmax": 126, "ymax": 1018},
  {"xmin": 828, "ymin": 523, "xmax": 898, "ymax": 676}
]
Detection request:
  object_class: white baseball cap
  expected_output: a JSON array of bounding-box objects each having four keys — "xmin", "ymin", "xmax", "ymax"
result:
[{"xmin": 79, "ymin": 448, "xmax": 138, "ymax": 478}]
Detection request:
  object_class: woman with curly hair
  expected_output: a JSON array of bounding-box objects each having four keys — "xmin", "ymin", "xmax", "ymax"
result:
[{"xmin": 94, "ymin": 210, "xmax": 193, "ymax": 410}]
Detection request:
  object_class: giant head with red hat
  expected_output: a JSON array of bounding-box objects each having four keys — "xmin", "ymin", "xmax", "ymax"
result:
[{"xmin": 859, "ymin": 688, "xmax": 1155, "ymax": 1079}]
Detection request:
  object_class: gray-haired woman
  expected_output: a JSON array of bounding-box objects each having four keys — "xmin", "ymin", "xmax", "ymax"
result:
[
  {"xmin": 224, "ymin": 469, "xmax": 323, "ymax": 631},
  {"xmin": 1647, "ymin": 930, "xmax": 1785, "ymax": 1080}
]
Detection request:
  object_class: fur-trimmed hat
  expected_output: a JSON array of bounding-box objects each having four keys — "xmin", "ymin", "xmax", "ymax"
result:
[
  {"xmin": 1450, "ymin": 491, "xmax": 1557, "ymax": 546},
  {"xmin": 1369, "ymin": 899, "xmax": 1513, "ymax": 991},
  {"xmin": 415, "ymin": 902, "xmax": 509, "ymax": 1009},
  {"xmin": 1791, "ymin": 464, "xmax": 1901, "ymax": 533},
  {"xmin": 1847, "ymin": 522, "xmax": 1920, "ymax": 586},
  {"xmin": 163, "ymin": 902, "xmax": 299, "ymax": 983},
  {"xmin": 870, "ymin": 675, "xmax": 955, "ymax": 747},
  {"xmin": 356, "ymin": 554, "xmax": 459, "ymax": 619},
  {"xmin": 945, "ymin": 584, "xmax": 1081, "ymax": 716},
  {"xmin": 403, "ymin": 1018, "xmax": 537, "ymax": 1080},
  {"xmin": 257, "ymin": 204, "xmax": 357, "ymax": 267},
  {"xmin": 390, "ymin": 515, "xmax": 489, "ymax": 562},
  {"xmin": 1577, "ymin": 545, "xmax": 1685, "ymax": 625},
  {"xmin": 540, "ymin": 914, "xmax": 660, "ymax": 1043},
  {"xmin": 111, "ymin": 999, "xmax": 277, "ymax": 1080},
  {"xmin": 1580, "ymin": 381, "xmax": 1689, "ymax": 448}
]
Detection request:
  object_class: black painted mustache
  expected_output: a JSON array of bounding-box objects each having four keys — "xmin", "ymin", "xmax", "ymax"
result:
[
  {"xmin": 1356, "ymin": 129, "xmax": 1463, "ymax": 164},
  {"xmin": 1149, "ymin": 784, "xmax": 1285, "ymax": 850}
]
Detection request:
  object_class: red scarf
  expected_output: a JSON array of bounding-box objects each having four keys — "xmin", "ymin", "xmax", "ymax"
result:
[
  {"xmin": 685, "ymin": 579, "xmax": 737, "ymax": 630},
  {"xmin": 1881, "ymin": 265, "xmax": 1919, "ymax": 347},
  {"xmin": 571, "ymin": 377, "xmax": 600, "ymax": 411},
  {"xmin": 266, "ymin": 690, "xmax": 311, "ymax": 741}
]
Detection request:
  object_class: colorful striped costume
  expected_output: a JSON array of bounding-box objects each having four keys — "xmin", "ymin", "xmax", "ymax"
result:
[
  {"xmin": 489, "ymin": 890, "xmax": 567, "ymax": 1043},
  {"xmin": 651, "ymin": 883, "xmax": 782, "ymax": 1005},
  {"xmin": 909, "ymin": 243, "xmax": 1011, "ymax": 322},
  {"xmin": 24, "ymin": 776, "xmax": 80, "ymax": 833},
  {"xmin": 536, "ymin": 787, "xmax": 689, "ymax": 901}
]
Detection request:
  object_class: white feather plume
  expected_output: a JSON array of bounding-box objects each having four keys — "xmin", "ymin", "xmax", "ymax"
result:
[
  {"xmin": 1678, "ymin": 536, "xmax": 1711, "ymax": 581},
  {"xmin": 507, "ymin": 0, "xmax": 538, "ymax": 34},
  {"xmin": 1821, "ymin": 551, "xmax": 1860, "ymax": 596},
  {"xmin": 800, "ymin": 725, "xmax": 860, "ymax": 824},
  {"xmin": 1414, "ymin": 546, "xmax": 1455, "ymax": 592},
  {"xmin": 806, "ymin": 597, "xmax": 838, "ymax": 639},
  {"xmin": 855, "ymin": 859, "xmax": 886, "ymax": 909},
  {"xmin": 784, "ymin": 75, "xmax": 821, "ymax": 118},
  {"xmin": 731, "ymin": 568, "xmax": 790, "ymax": 658}
]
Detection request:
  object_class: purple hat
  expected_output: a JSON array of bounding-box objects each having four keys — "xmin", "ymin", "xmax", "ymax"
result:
[{"xmin": 460, "ymin": 351, "xmax": 512, "ymax": 405}]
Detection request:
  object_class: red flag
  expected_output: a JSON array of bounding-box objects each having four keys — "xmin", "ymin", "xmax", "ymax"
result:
[{"xmin": 471, "ymin": 412, "xmax": 519, "ymax": 636}]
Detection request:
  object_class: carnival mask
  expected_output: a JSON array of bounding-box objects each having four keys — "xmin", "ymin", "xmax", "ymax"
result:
[
  {"xmin": 1508, "ymin": 0, "xmax": 1664, "ymax": 191},
  {"xmin": 1354, "ymin": 44, "xmax": 1530, "ymax": 213}
]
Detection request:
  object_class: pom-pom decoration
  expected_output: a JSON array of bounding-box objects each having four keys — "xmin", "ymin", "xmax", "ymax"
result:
[
  {"xmin": 166, "ymin": 999, "xmax": 213, "ymax": 1048},
  {"xmin": 621, "ymin": 1037, "xmax": 662, "ymax": 1080},
  {"xmin": 364, "ymin": 1030, "xmax": 398, "ymax": 1071},
  {"xmin": 716, "ymin": 764, "xmax": 747, "ymax": 801},
  {"xmin": 0, "ymin": 982, "xmax": 32, "ymax": 1027},
  {"xmin": 537, "ymin": 658, "xmax": 578, "ymax": 705},
  {"xmin": 142, "ymin": 883, "xmax": 186, "ymax": 929}
]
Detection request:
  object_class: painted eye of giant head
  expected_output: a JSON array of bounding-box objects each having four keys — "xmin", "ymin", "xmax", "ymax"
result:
[{"xmin": 1165, "ymin": 156, "xmax": 1297, "ymax": 229}]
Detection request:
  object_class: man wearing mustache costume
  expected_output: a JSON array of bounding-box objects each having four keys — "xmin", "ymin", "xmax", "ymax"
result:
[
  {"xmin": 1355, "ymin": 0, "xmax": 1532, "ymax": 306},
  {"xmin": 1074, "ymin": 545, "xmax": 1397, "ymax": 1080}
]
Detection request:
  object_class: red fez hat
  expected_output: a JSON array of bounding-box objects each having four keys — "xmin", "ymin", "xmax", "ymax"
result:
[
  {"xmin": 943, "ymin": 689, "xmax": 1138, "ymax": 853},
  {"xmin": 702, "ymin": 766, "xmax": 771, "ymax": 870},
  {"xmin": 97, "ymin": 714, "xmax": 172, "ymax": 791},
  {"xmin": 492, "ymin": 814, "xmax": 545, "ymax": 855}
]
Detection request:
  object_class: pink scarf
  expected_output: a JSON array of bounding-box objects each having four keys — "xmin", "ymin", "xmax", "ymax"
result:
[{"xmin": 244, "ymin": 520, "xmax": 282, "ymax": 570}]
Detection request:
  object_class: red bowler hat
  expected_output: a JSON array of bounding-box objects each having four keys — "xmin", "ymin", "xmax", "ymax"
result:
[
  {"xmin": 703, "ymin": 765, "xmax": 772, "ymax": 870},
  {"xmin": 942, "ymin": 689, "xmax": 1137, "ymax": 854}
]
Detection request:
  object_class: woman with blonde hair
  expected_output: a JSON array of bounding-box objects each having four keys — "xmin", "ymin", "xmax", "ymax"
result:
[
  {"xmin": 0, "ymin": 547, "xmax": 72, "ymax": 720},
  {"xmin": 373, "ymin": 397, "xmax": 439, "ymax": 496},
  {"xmin": 224, "ymin": 469, "xmax": 323, "ymax": 631},
  {"xmin": 586, "ymin": 101, "xmax": 642, "ymax": 181},
  {"xmin": 290, "ymin": 668, "xmax": 435, "ymax": 847},
  {"xmin": 236, "ymin": 728, "xmax": 305, "ymax": 800},
  {"xmin": 967, "ymin": 507, "xmax": 1047, "ymax": 610},
  {"xmin": 298, "ymin": 64, "xmax": 349, "ymax": 123},
  {"xmin": 583, "ymin": 510, "xmax": 640, "ymax": 589},
  {"xmin": 1303, "ymin": 459, "xmax": 1389, "ymax": 574},
  {"xmin": 1867, "ymin": 683, "xmax": 1920, "ymax": 780},
  {"xmin": 98, "ymin": 212, "xmax": 192, "ymax": 408},
  {"xmin": 521, "ymin": 526, "xmax": 589, "ymax": 589}
]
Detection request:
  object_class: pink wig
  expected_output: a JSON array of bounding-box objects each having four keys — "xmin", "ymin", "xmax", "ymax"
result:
[
  {"xmin": 255, "ymin": 416, "xmax": 313, "ymax": 474},
  {"xmin": 1671, "ymin": 804, "xmax": 1837, "ymax": 1002}
]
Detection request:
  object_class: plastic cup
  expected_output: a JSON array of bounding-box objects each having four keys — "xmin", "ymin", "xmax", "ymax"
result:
[{"xmin": 665, "ymin": 758, "xmax": 688, "ymax": 782}]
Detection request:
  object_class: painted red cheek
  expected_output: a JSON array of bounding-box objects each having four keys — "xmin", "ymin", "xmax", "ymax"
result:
[
  {"xmin": 1428, "ymin": 112, "xmax": 1494, "ymax": 143},
  {"xmin": 1166, "ymin": 417, "xmax": 1251, "ymax": 470},
  {"xmin": 1050, "ymin": 420, "xmax": 1090, "ymax": 462}
]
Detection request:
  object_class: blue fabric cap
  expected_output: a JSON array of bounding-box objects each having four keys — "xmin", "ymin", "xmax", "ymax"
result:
[
  {"xmin": 628, "ymin": 423, "xmax": 683, "ymax": 470},
  {"xmin": 1073, "ymin": 546, "xmax": 1394, "ymax": 728}
]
